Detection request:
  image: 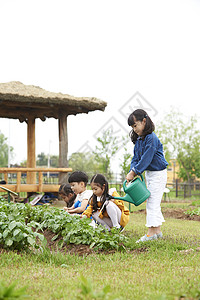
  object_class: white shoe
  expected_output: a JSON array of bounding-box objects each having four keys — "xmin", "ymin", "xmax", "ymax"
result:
[
  {"xmin": 89, "ymin": 219, "xmax": 97, "ymax": 229},
  {"xmin": 136, "ymin": 234, "xmax": 158, "ymax": 243}
]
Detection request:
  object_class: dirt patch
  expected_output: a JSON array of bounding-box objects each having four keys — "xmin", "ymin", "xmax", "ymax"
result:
[
  {"xmin": 41, "ymin": 229, "xmax": 119, "ymax": 256},
  {"xmin": 41, "ymin": 229, "xmax": 93, "ymax": 256},
  {"xmin": 134, "ymin": 207, "xmax": 200, "ymax": 222},
  {"xmin": 42, "ymin": 229, "xmax": 150, "ymax": 256}
]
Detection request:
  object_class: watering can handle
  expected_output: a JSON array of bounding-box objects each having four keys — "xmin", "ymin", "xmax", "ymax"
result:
[
  {"xmin": 123, "ymin": 174, "xmax": 144, "ymax": 191},
  {"xmin": 139, "ymin": 174, "xmax": 144, "ymax": 182},
  {"xmin": 123, "ymin": 180, "xmax": 128, "ymax": 192}
]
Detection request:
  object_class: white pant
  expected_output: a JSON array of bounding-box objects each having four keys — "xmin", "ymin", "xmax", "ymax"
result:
[
  {"xmin": 145, "ymin": 169, "xmax": 167, "ymax": 227},
  {"xmin": 92, "ymin": 201, "xmax": 122, "ymax": 231}
]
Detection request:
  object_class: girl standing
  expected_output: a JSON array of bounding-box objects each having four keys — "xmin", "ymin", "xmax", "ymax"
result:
[
  {"xmin": 82, "ymin": 174, "xmax": 129, "ymax": 231},
  {"xmin": 126, "ymin": 109, "xmax": 168, "ymax": 242}
]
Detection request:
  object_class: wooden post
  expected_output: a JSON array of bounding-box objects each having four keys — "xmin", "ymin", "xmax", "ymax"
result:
[
  {"xmin": 27, "ymin": 117, "xmax": 36, "ymax": 184},
  {"xmin": 58, "ymin": 113, "xmax": 68, "ymax": 184},
  {"xmin": 4, "ymin": 173, "xmax": 8, "ymax": 183},
  {"xmin": 38, "ymin": 172, "xmax": 43, "ymax": 193},
  {"xmin": 16, "ymin": 172, "xmax": 21, "ymax": 193}
]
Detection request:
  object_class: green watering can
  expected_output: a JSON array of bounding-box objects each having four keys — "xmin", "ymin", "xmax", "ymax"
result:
[{"xmin": 113, "ymin": 174, "xmax": 151, "ymax": 206}]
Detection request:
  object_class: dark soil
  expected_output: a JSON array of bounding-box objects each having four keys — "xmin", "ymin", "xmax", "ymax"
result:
[
  {"xmin": 42, "ymin": 229, "xmax": 149, "ymax": 256},
  {"xmin": 42, "ymin": 229, "xmax": 94, "ymax": 256},
  {"xmin": 135, "ymin": 207, "xmax": 200, "ymax": 222}
]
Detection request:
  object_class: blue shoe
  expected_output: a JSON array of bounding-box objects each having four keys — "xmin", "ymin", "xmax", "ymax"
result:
[
  {"xmin": 156, "ymin": 232, "xmax": 163, "ymax": 239},
  {"xmin": 136, "ymin": 234, "xmax": 158, "ymax": 243}
]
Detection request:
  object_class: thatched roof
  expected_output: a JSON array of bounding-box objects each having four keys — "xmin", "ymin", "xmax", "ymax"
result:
[{"xmin": 0, "ymin": 81, "xmax": 107, "ymax": 120}]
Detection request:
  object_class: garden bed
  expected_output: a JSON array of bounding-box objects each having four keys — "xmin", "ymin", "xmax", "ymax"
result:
[
  {"xmin": 42, "ymin": 229, "xmax": 149, "ymax": 256},
  {"xmin": 1, "ymin": 198, "xmax": 200, "ymax": 257},
  {"xmin": 135, "ymin": 207, "xmax": 200, "ymax": 221}
]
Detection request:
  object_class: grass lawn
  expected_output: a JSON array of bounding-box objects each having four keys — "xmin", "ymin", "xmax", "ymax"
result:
[{"xmin": 0, "ymin": 203, "xmax": 200, "ymax": 300}]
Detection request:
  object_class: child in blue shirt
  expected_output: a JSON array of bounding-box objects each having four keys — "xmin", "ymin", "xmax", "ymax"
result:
[
  {"xmin": 126, "ymin": 109, "xmax": 168, "ymax": 242},
  {"xmin": 65, "ymin": 171, "xmax": 92, "ymax": 215}
]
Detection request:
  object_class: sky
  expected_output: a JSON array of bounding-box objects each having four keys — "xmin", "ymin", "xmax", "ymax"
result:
[{"xmin": 0, "ymin": 0, "xmax": 200, "ymax": 171}]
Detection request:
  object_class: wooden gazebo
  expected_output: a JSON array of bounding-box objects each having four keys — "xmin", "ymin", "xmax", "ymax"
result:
[{"xmin": 0, "ymin": 81, "xmax": 107, "ymax": 193}]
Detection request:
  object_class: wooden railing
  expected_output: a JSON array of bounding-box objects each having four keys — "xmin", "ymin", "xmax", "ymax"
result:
[{"xmin": 0, "ymin": 168, "xmax": 72, "ymax": 194}]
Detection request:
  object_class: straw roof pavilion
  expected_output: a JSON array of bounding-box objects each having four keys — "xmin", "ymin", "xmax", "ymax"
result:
[{"xmin": 0, "ymin": 81, "xmax": 107, "ymax": 183}]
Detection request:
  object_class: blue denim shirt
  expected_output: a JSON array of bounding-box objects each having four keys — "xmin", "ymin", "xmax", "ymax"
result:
[{"xmin": 130, "ymin": 132, "xmax": 168, "ymax": 174}]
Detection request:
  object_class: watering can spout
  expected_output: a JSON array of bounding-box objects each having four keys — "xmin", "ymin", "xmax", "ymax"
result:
[{"xmin": 112, "ymin": 194, "xmax": 134, "ymax": 204}]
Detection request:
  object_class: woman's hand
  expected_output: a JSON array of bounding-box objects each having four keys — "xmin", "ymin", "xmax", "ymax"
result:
[{"xmin": 126, "ymin": 170, "xmax": 136, "ymax": 182}]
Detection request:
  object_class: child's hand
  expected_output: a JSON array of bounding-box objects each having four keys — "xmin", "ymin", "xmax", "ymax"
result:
[
  {"xmin": 126, "ymin": 170, "xmax": 136, "ymax": 182},
  {"xmin": 81, "ymin": 214, "xmax": 87, "ymax": 219},
  {"xmin": 63, "ymin": 207, "xmax": 68, "ymax": 212}
]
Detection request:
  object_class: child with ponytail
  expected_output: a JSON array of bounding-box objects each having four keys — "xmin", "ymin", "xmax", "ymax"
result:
[
  {"xmin": 126, "ymin": 109, "xmax": 168, "ymax": 242},
  {"xmin": 82, "ymin": 174, "xmax": 129, "ymax": 231}
]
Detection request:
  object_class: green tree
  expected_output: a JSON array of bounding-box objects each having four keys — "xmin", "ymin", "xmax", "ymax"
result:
[
  {"xmin": 36, "ymin": 153, "xmax": 59, "ymax": 167},
  {"xmin": 93, "ymin": 128, "xmax": 120, "ymax": 179},
  {"xmin": 0, "ymin": 131, "xmax": 14, "ymax": 167},
  {"xmin": 119, "ymin": 135, "xmax": 132, "ymax": 181},
  {"xmin": 68, "ymin": 152, "xmax": 103, "ymax": 178},
  {"xmin": 36, "ymin": 152, "xmax": 48, "ymax": 166},
  {"xmin": 156, "ymin": 109, "xmax": 200, "ymax": 182},
  {"xmin": 20, "ymin": 160, "xmax": 27, "ymax": 167},
  {"xmin": 50, "ymin": 155, "xmax": 59, "ymax": 167}
]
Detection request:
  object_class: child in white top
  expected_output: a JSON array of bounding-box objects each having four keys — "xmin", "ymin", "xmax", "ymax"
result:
[{"xmin": 64, "ymin": 171, "xmax": 92, "ymax": 214}]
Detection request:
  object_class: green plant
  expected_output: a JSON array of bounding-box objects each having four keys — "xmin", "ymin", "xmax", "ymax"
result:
[
  {"xmin": 0, "ymin": 199, "xmax": 128, "ymax": 252},
  {"xmin": 191, "ymin": 199, "xmax": 200, "ymax": 206},
  {"xmin": 0, "ymin": 281, "xmax": 28, "ymax": 299},
  {"xmin": 0, "ymin": 217, "xmax": 45, "ymax": 250},
  {"xmin": 77, "ymin": 275, "xmax": 112, "ymax": 300},
  {"xmin": 185, "ymin": 207, "xmax": 200, "ymax": 216},
  {"xmin": 0, "ymin": 200, "xmax": 44, "ymax": 250}
]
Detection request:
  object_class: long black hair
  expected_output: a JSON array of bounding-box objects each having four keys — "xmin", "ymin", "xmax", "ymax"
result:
[
  {"xmin": 89, "ymin": 174, "xmax": 111, "ymax": 213},
  {"xmin": 58, "ymin": 183, "xmax": 76, "ymax": 207},
  {"xmin": 128, "ymin": 109, "xmax": 155, "ymax": 144}
]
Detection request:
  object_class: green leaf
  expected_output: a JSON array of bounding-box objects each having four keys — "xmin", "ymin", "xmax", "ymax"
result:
[
  {"xmin": 103, "ymin": 285, "xmax": 111, "ymax": 294},
  {"xmin": 9, "ymin": 221, "xmax": 18, "ymax": 231},
  {"xmin": 27, "ymin": 236, "xmax": 36, "ymax": 246},
  {"xmin": 13, "ymin": 229, "xmax": 21, "ymax": 236},
  {"xmin": 51, "ymin": 234, "xmax": 59, "ymax": 241},
  {"xmin": 3, "ymin": 229, "xmax": 9, "ymax": 239},
  {"xmin": 37, "ymin": 233, "xmax": 45, "ymax": 241},
  {"xmin": 5, "ymin": 239, "xmax": 13, "ymax": 246},
  {"xmin": 61, "ymin": 264, "xmax": 68, "ymax": 268},
  {"xmin": 89, "ymin": 242, "xmax": 96, "ymax": 249}
]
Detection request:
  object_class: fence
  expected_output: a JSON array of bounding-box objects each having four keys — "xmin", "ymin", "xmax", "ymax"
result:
[
  {"xmin": 167, "ymin": 180, "xmax": 200, "ymax": 199},
  {"xmin": 1, "ymin": 169, "xmax": 200, "ymax": 200},
  {"xmin": 0, "ymin": 167, "xmax": 72, "ymax": 195}
]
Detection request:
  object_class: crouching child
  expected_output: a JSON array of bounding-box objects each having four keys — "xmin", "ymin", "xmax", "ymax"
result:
[{"xmin": 82, "ymin": 174, "xmax": 129, "ymax": 231}]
